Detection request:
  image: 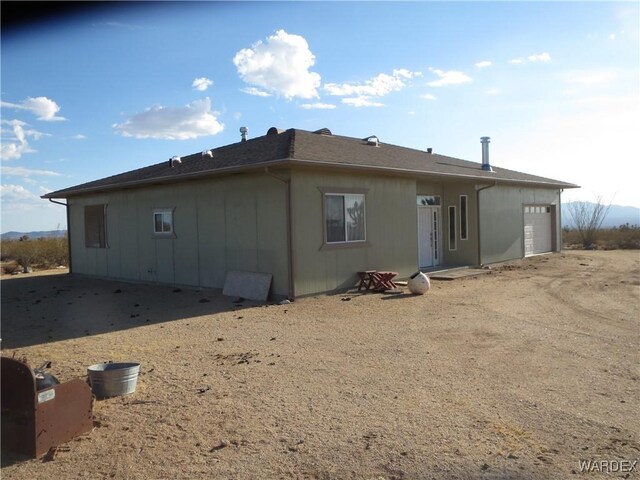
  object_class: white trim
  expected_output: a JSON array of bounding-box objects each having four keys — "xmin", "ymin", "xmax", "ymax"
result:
[
  {"xmin": 324, "ymin": 192, "xmax": 366, "ymax": 244},
  {"xmin": 152, "ymin": 207, "xmax": 175, "ymax": 237}
]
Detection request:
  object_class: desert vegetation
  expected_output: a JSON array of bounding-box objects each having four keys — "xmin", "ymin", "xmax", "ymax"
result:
[
  {"xmin": 563, "ymin": 223, "xmax": 640, "ymax": 250},
  {"xmin": 1, "ymin": 235, "xmax": 68, "ymax": 273}
]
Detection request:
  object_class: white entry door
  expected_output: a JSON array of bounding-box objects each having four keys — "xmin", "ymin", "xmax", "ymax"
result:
[{"xmin": 418, "ymin": 206, "xmax": 441, "ymax": 268}]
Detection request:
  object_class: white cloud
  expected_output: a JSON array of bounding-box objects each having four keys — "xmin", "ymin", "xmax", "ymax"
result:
[
  {"xmin": 233, "ymin": 29, "xmax": 321, "ymax": 99},
  {"xmin": 192, "ymin": 77, "xmax": 213, "ymax": 91},
  {"xmin": 1, "ymin": 184, "xmax": 60, "ymax": 219},
  {"xmin": 299, "ymin": 103, "xmax": 337, "ymax": 110},
  {"xmin": 341, "ymin": 96, "xmax": 384, "ymax": 108},
  {"xmin": 72, "ymin": 134, "xmax": 87, "ymax": 140},
  {"xmin": 475, "ymin": 61, "xmax": 493, "ymax": 68},
  {"xmin": 0, "ymin": 119, "xmax": 48, "ymax": 160},
  {"xmin": 528, "ymin": 52, "xmax": 551, "ymax": 62},
  {"xmin": 485, "ymin": 88, "xmax": 501, "ymax": 95},
  {"xmin": 113, "ymin": 97, "xmax": 224, "ymax": 140},
  {"xmin": 0, "ymin": 184, "xmax": 38, "ymax": 201},
  {"xmin": 564, "ymin": 69, "xmax": 618, "ymax": 85},
  {"xmin": 324, "ymin": 69, "xmax": 421, "ymax": 98},
  {"xmin": 1, "ymin": 96, "xmax": 66, "ymax": 121},
  {"xmin": 510, "ymin": 53, "xmax": 551, "ymax": 65},
  {"xmin": 2, "ymin": 166, "xmax": 61, "ymax": 178},
  {"xmin": 323, "ymin": 69, "xmax": 420, "ymax": 107},
  {"xmin": 420, "ymin": 94, "xmax": 437, "ymax": 101},
  {"xmin": 240, "ymin": 87, "xmax": 272, "ymax": 97},
  {"xmin": 609, "ymin": 33, "xmax": 616, "ymax": 40},
  {"xmin": 426, "ymin": 68, "xmax": 472, "ymax": 87}
]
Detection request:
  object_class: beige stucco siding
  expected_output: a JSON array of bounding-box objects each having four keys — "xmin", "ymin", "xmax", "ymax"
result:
[
  {"xmin": 68, "ymin": 174, "xmax": 289, "ymax": 296},
  {"xmin": 290, "ymin": 168, "xmax": 418, "ymax": 296},
  {"xmin": 479, "ymin": 185, "xmax": 561, "ymax": 264}
]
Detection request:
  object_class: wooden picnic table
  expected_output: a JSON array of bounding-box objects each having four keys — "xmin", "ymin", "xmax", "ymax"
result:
[
  {"xmin": 372, "ymin": 271, "xmax": 398, "ymax": 291},
  {"xmin": 357, "ymin": 270, "xmax": 377, "ymax": 291}
]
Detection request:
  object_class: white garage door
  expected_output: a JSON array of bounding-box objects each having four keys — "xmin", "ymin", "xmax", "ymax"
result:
[{"xmin": 524, "ymin": 205, "xmax": 553, "ymax": 256}]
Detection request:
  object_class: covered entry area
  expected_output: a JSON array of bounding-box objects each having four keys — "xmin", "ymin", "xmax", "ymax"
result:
[{"xmin": 524, "ymin": 205, "xmax": 555, "ymax": 256}]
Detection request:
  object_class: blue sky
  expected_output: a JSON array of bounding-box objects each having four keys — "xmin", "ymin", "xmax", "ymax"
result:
[{"xmin": 1, "ymin": 1, "xmax": 638, "ymax": 232}]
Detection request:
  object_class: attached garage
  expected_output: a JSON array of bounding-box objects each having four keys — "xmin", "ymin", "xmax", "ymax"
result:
[{"xmin": 524, "ymin": 205, "xmax": 554, "ymax": 256}]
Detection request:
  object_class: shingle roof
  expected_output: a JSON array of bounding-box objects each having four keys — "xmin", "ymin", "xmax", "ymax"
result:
[{"xmin": 43, "ymin": 128, "xmax": 578, "ymax": 198}]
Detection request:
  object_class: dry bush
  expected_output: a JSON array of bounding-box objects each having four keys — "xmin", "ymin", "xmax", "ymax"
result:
[
  {"xmin": 563, "ymin": 224, "xmax": 640, "ymax": 250},
  {"xmin": 567, "ymin": 197, "xmax": 611, "ymax": 248},
  {"xmin": 1, "ymin": 260, "xmax": 20, "ymax": 274},
  {"xmin": 1, "ymin": 236, "xmax": 69, "ymax": 270}
]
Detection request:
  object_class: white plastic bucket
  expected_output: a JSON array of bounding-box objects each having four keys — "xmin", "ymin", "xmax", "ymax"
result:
[{"xmin": 87, "ymin": 362, "xmax": 140, "ymax": 399}]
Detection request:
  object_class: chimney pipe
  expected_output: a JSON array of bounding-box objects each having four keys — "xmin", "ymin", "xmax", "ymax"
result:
[
  {"xmin": 240, "ymin": 126, "xmax": 249, "ymax": 142},
  {"xmin": 480, "ymin": 136, "xmax": 492, "ymax": 172}
]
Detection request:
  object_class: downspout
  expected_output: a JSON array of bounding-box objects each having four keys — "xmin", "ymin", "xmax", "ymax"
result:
[
  {"xmin": 48, "ymin": 198, "xmax": 72, "ymax": 273},
  {"xmin": 475, "ymin": 181, "xmax": 498, "ymax": 267},
  {"xmin": 264, "ymin": 167, "xmax": 295, "ymax": 300}
]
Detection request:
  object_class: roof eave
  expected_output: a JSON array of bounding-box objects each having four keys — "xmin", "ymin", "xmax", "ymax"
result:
[
  {"xmin": 41, "ymin": 158, "xmax": 293, "ymax": 199},
  {"xmin": 289, "ymin": 158, "xmax": 579, "ymax": 189}
]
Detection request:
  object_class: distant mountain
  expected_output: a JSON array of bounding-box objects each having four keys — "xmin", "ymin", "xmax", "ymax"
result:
[
  {"xmin": 1, "ymin": 230, "xmax": 67, "ymax": 241},
  {"xmin": 562, "ymin": 202, "xmax": 640, "ymax": 229}
]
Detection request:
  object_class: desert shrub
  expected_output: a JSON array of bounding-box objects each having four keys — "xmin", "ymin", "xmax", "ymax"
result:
[
  {"xmin": 563, "ymin": 224, "xmax": 640, "ymax": 250},
  {"xmin": 567, "ymin": 197, "xmax": 611, "ymax": 248},
  {"xmin": 1, "ymin": 260, "xmax": 20, "ymax": 274},
  {"xmin": 1, "ymin": 236, "xmax": 69, "ymax": 269}
]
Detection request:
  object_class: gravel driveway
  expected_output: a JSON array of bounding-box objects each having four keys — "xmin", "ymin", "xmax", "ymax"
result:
[{"xmin": 2, "ymin": 250, "xmax": 638, "ymax": 479}]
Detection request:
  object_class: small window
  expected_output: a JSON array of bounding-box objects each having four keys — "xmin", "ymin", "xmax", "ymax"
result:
[
  {"xmin": 524, "ymin": 206, "xmax": 530, "ymax": 214},
  {"xmin": 153, "ymin": 209, "xmax": 174, "ymax": 235},
  {"xmin": 448, "ymin": 205, "xmax": 456, "ymax": 251},
  {"xmin": 84, "ymin": 204, "xmax": 106, "ymax": 248},
  {"xmin": 546, "ymin": 206, "xmax": 551, "ymax": 213},
  {"xmin": 417, "ymin": 195, "xmax": 441, "ymax": 206},
  {"xmin": 460, "ymin": 195, "xmax": 468, "ymax": 240},
  {"xmin": 325, "ymin": 193, "xmax": 365, "ymax": 243}
]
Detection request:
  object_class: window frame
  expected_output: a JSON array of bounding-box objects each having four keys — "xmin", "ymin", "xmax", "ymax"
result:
[
  {"xmin": 152, "ymin": 208, "xmax": 176, "ymax": 238},
  {"xmin": 459, "ymin": 195, "xmax": 468, "ymax": 241},
  {"xmin": 84, "ymin": 204, "xmax": 107, "ymax": 249},
  {"xmin": 318, "ymin": 187, "xmax": 369, "ymax": 250},
  {"xmin": 448, "ymin": 205, "xmax": 457, "ymax": 251}
]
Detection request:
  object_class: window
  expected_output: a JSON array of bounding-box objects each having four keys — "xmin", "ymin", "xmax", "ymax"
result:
[
  {"xmin": 324, "ymin": 193, "xmax": 365, "ymax": 243},
  {"xmin": 85, "ymin": 204, "xmax": 106, "ymax": 248},
  {"xmin": 460, "ymin": 195, "xmax": 468, "ymax": 240},
  {"xmin": 153, "ymin": 209, "xmax": 174, "ymax": 235},
  {"xmin": 448, "ymin": 205, "xmax": 456, "ymax": 251},
  {"xmin": 417, "ymin": 195, "xmax": 441, "ymax": 206}
]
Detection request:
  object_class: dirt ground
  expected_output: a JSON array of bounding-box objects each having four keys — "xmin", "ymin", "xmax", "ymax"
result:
[{"xmin": 1, "ymin": 250, "xmax": 639, "ymax": 480}]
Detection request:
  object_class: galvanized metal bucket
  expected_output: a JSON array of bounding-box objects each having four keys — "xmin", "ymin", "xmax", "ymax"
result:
[{"xmin": 87, "ymin": 362, "xmax": 140, "ymax": 399}]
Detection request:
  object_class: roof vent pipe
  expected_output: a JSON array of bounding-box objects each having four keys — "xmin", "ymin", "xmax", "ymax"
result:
[
  {"xmin": 240, "ymin": 126, "xmax": 249, "ymax": 142},
  {"xmin": 480, "ymin": 136, "xmax": 493, "ymax": 172},
  {"xmin": 427, "ymin": 148, "xmax": 433, "ymax": 154},
  {"xmin": 169, "ymin": 156, "xmax": 181, "ymax": 167}
]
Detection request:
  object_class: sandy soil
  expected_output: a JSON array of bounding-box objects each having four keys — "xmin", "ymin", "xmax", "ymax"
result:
[{"xmin": 1, "ymin": 250, "xmax": 639, "ymax": 480}]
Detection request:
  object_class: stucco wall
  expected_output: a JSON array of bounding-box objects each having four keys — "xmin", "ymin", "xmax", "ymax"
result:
[
  {"xmin": 291, "ymin": 168, "xmax": 418, "ymax": 296},
  {"xmin": 68, "ymin": 173, "xmax": 289, "ymax": 296},
  {"xmin": 478, "ymin": 185, "xmax": 561, "ymax": 264}
]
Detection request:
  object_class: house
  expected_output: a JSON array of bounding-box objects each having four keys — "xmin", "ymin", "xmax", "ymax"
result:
[{"xmin": 43, "ymin": 127, "xmax": 578, "ymax": 299}]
